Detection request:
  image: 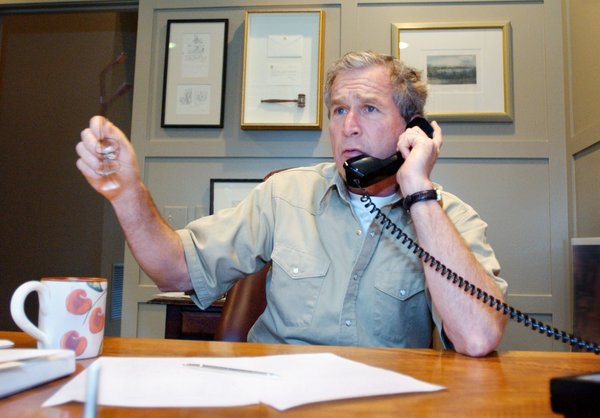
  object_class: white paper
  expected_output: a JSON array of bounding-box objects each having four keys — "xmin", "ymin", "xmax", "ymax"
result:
[
  {"xmin": 0, "ymin": 348, "xmax": 71, "ymax": 365},
  {"xmin": 43, "ymin": 353, "xmax": 444, "ymax": 411},
  {"xmin": 267, "ymin": 35, "xmax": 304, "ymax": 57},
  {"xmin": 267, "ymin": 61, "xmax": 302, "ymax": 85},
  {"xmin": 0, "ymin": 339, "xmax": 15, "ymax": 349},
  {"xmin": 236, "ymin": 352, "xmax": 445, "ymax": 410},
  {"xmin": 181, "ymin": 33, "xmax": 210, "ymax": 78},
  {"xmin": 44, "ymin": 356, "xmax": 256, "ymax": 408},
  {"xmin": 1, "ymin": 349, "xmax": 75, "ymax": 398},
  {"xmin": 176, "ymin": 85, "xmax": 211, "ymax": 115},
  {"xmin": 152, "ymin": 291, "xmax": 190, "ymax": 299}
]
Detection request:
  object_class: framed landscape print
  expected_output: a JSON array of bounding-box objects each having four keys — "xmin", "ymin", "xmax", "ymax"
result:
[{"xmin": 392, "ymin": 21, "xmax": 513, "ymax": 122}]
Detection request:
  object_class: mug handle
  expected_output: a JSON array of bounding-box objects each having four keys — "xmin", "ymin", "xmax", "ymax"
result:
[{"xmin": 10, "ymin": 281, "xmax": 51, "ymax": 346}]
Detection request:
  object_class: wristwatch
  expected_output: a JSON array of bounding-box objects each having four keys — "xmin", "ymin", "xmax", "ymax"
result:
[{"xmin": 400, "ymin": 189, "xmax": 442, "ymax": 211}]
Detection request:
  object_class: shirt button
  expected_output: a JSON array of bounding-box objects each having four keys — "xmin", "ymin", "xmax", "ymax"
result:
[
  {"xmin": 400, "ymin": 289, "xmax": 407, "ymax": 296},
  {"xmin": 369, "ymin": 231, "xmax": 376, "ymax": 237},
  {"xmin": 292, "ymin": 267, "xmax": 299, "ymax": 275},
  {"xmin": 352, "ymin": 274, "xmax": 358, "ymax": 281},
  {"xmin": 356, "ymin": 229, "xmax": 362, "ymax": 236},
  {"xmin": 345, "ymin": 320, "xmax": 353, "ymax": 327}
]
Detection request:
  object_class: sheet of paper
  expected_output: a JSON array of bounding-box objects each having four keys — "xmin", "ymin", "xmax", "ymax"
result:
[
  {"xmin": 43, "ymin": 353, "xmax": 444, "ymax": 411},
  {"xmin": 1, "ymin": 349, "xmax": 75, "ymax": 399},
  {"xmin": 0, "ymin": 349, "xmax": 71, "ymax": 365},
  {"xmin": 153, "ymin": 292, "xmax": 190, "ymax": 299},
  {"xmin": 267, "ymin": 35, "xmax": 304, "ymax": 57}
]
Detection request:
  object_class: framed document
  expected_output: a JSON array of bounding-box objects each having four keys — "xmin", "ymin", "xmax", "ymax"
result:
[
  {"xmin": 161, "ymin": 19, "xmax": 228, "ymax": 128},
  {"xmin": 391, "ymin": 21, "xmax": 513, "ymax": 122},
  {"xmin": 209, "ymin": 179, "xmax": 262, "ymax": 214},
  {"xmin": 572, "ymin": 237, "xmax": 600, "ymax": 346},
  {"xmin": 241, "ymin": 10, "xmax": 325, "ymax": 130}
]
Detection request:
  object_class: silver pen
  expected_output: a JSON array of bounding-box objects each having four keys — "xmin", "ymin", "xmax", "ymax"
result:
[
  {"xmin": 183, "ymin": 362, "xmax": 280, "ymax": 378},
  {"xmin": 83, "ymin": 361, "xmax": 101, "ymax": 418}
]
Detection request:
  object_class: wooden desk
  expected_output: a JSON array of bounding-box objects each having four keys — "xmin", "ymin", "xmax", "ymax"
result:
[
  {"xmin": 1, "ymin": 331, "xmax": 598, "ymax": 417},
  {"xmin": 147, "ymin": 296, "xmax": 224, "ymax": 340}
]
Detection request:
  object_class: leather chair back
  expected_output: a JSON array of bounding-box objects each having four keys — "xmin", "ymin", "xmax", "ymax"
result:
[
  {"xmin": 214, "ymin": 264, "xmax": 269, "ymax": 342},
  {"xmin": 214, "ymin": 168, "xmax": 290, "ymax": 342}
]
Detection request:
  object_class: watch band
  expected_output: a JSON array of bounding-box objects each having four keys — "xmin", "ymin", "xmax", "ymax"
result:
[{"xmin": 400, "ymin": 189, "xmax": 441, "ymax": 211}]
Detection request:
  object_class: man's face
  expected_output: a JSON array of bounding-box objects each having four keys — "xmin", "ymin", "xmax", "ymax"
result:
[{"xmin": 328, "ymin": 65, "xmax": 407, "ymax": 178}]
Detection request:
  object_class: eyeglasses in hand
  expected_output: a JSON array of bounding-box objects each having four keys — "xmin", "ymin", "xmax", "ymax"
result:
[
  {"xmin": 94, "ymin": 52, "xmax": 132, "ymax": 177},
  {"xmin": 94, "ymin": 117, "xmax": 120, "ymax": 176}
]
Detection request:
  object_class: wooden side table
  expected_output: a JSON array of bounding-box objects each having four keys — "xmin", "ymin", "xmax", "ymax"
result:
[{"xmin": 147, "ymin": 294, "xmax": 224, "ymax": 340}]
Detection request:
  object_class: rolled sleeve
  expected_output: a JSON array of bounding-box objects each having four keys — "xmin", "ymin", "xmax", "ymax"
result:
[
  {"xmin": 176, "ymin": 228, "xmax": 216, "ymax": 309},
  {"xmin": 175, "ymin": 183, "xmax": 274, "ymax": 310},
  {"xmin": 441, "ymin": 189, "xmax": 507, "ymax": 294}
]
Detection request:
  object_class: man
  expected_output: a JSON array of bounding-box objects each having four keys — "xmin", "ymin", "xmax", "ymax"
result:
[{"xmin": 77, "ymin": 51, "xmax": 507, "ymax": 356}]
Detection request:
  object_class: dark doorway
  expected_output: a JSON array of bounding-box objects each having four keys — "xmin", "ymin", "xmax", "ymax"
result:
[{"xmin": 0, "ymin": 10, "xmax": 137, "ymax": 335}]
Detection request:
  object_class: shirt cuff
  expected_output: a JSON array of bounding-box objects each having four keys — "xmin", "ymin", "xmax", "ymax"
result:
[{"xmin": 176, "ymin": 228, "xmax": 216, "ymax": 310}]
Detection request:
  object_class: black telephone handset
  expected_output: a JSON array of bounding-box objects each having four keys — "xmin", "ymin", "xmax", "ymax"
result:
[
  {"xmin": 343, "ymin": 117, "xmax": 434, "ymax": 189},
  {"xmin": 343, "ymin": 116, "xmax": 599, "ymax": 355}
]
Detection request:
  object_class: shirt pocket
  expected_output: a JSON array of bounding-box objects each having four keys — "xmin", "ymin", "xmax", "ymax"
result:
[
  {"xmin": 270, "ymin": 246, "xmax": 330, "ymax": 327},
  {"xmin": 372, "ymin": 271, "xmax": 432, "ymax": 346}
]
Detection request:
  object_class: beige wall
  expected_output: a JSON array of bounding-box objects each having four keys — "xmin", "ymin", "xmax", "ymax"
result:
[
  {"xmin": 563, "ymin": 0, "xmax": 600, "ymax": 347},
  {"xmin": 565, "ymin": 0, "xmax": 600, "ymax": 238}
]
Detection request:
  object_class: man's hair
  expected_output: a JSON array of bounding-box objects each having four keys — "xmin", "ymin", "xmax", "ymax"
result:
[{"xmin": 323, "ymin": 50, "xmax": 428, "ymax": 122}]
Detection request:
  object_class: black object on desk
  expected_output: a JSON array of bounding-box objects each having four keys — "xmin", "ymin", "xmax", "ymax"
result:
[{"xmin": 550, "ymin": 371, "xmax": 600, "ymax": 417}]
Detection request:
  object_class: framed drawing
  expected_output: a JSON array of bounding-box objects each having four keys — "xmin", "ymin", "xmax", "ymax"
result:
[
  {"xmin": 241, "ymin": 10, "xmax": 325, "ymax": 130},
  {"xmin": 391, "ymin": 21, "xmax": 513, "ymax": 122},
  {"xmin": 209, "ymin": 179, "xmax": 262, "ymax": 214},
  {"xmin": 161, "ymin": 19, "xmax": 228, "ymax": 128}
]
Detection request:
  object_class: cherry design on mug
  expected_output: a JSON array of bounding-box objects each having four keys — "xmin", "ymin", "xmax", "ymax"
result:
[
  {"xmin": 61, "ymin": 283, "xmax": 107, "ymax": 355},
  {"xmin": 61, "ymin": 330, "xmax": 88, "ymax": 356},
  {"xmin": 65, "ymin": 289, "xmax": 93, "ymax": 315},
  {"xmin": 89, "ymin": 307, "xmax": 105, "ymax": 334}
]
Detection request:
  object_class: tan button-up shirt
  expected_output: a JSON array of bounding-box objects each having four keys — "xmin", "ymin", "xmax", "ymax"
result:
[{"xmin": 178, "ymin": 163, "xmax": 506, "ymax": 348}]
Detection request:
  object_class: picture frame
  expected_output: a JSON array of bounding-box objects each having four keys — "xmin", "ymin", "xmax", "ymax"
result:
[
  {"xmin": 209, "ymin": 179, "xmax": 262, "ymax": 214},
  {"xmin": 391, "ymin": 21, "xmax": 513, "ymax": 122},
  {"xmin": 571, "ymin": 237, "xmax": 600, "ymax": 346},
  {"xmin": 241, "ymin": 10, "xmax": 325, "ymax": 130},
  {"xmin": 161, "ymin": 19, "xmax": 228, "ymax": 128}
]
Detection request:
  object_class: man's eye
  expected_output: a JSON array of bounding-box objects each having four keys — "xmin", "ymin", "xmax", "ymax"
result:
[
  {"xmin": 333, "ymin": 107, "xmax": 347, "ymax": 115},
  {"xmin": 365, "ymin": 105, "xmax": 377, "ymax": 113}
]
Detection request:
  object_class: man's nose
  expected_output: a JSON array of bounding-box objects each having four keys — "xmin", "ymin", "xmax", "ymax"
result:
[{"xmin": 343, "ymin": 110, "xmax": 361, "ymax": 137}]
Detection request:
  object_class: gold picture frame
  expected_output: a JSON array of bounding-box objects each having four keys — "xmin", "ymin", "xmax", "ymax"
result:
[
  {"xmin": 241, "ymin": 10, "xmax": 325, "ymax": 130},
  {"xmin": 392, "ymin": 21, "xmax": 513, "ymax": 122}
]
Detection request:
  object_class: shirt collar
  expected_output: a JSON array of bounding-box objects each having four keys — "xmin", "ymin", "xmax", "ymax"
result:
[{"xmin": 325, "ymin": 167, "xmax": 404, "ymax": 207}]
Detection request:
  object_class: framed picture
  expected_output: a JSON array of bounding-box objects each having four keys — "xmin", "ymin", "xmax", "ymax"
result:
[
  {"xmin": 391, "ymin": 21, "xmax": 513, "ymax": 122},
  {"xmin": 241, "ymin": 10, "xmax": 325, "ymax": 130},
  {"xmin": 572, "ymin": 237, "xmax": 600, "ymax": 347},
  {"xmin": 209, "ymin": 179, "xmax": 262, "ymax": 214},
  {"xmin": 161, "ymin": 19, "xmax": 228, "ymax": 128}
]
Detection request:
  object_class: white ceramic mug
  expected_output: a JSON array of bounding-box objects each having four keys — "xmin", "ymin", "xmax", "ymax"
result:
[{"xmin": 10, "ymin": 277, "xmax": 107, "ymax": 359}]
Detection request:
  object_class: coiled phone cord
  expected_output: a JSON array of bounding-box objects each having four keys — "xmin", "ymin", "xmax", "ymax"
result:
[{"xmin": 361, "ymin": 193, "xmax": 600, "ymax": 355}]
